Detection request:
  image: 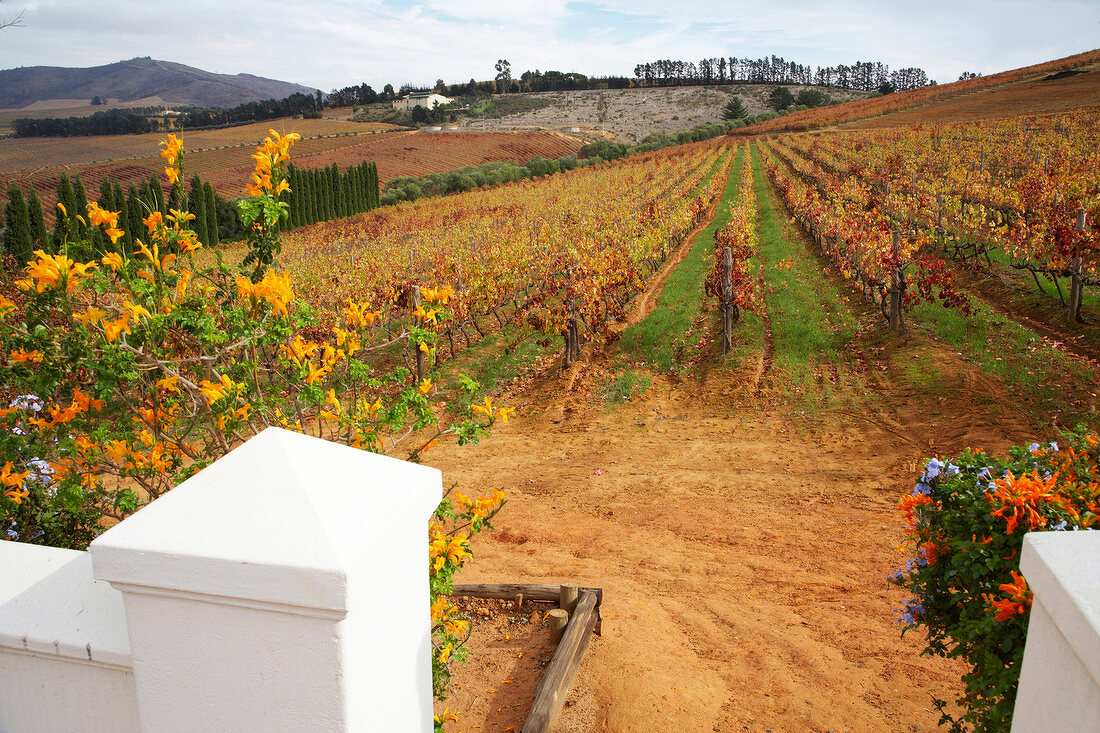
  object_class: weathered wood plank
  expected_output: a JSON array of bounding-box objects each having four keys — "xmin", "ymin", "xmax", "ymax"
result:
[
  {"xmin": 522, "ymin": 590, "xmax": 599, "ymax": 733},
  {"xmin": 451, "ymin": 583, "xmax": 603, "ymax": 609}
]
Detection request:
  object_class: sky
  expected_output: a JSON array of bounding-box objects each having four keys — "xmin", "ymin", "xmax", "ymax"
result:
[{"xmin": 0, "ymin": 0, "xmax": 1098, "ymax": 92}]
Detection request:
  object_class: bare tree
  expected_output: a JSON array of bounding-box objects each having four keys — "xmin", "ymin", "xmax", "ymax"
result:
[{"xmin": 1, "ymin": 1, "xmax": 24, "ymax": 31}]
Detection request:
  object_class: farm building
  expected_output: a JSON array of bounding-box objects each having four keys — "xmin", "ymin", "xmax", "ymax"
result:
[{"xmin": 392, "ymin": 92, "xmax": 452, "ymax": 110}]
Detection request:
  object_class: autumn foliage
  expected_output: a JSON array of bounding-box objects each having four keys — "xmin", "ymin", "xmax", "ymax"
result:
[{"xmin": 0, "ymin": 132, "xmax": 509, "ymax": 715}]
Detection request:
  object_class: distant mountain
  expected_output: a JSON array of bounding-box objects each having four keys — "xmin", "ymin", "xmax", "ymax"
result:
[{"xmin": 0, "ymin": 57, "xmax": 318, "ymax": 110}]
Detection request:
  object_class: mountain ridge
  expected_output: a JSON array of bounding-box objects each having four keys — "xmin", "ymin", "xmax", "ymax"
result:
[{"xmin": 0, "ymin": 57, "xmax": 318, "ymax": 110}]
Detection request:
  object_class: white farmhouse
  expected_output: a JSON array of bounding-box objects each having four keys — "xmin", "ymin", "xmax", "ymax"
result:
[{"xmin": 392, "ymin": 92, "xmax": 452, "ymax": 111}]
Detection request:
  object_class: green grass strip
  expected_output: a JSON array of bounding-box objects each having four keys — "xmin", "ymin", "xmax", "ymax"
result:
[
  {"xmin": 618, "ymin": 146, "xmax": 745, "ymax": 372},
  {"xmin": 750, "ymin": 143, "xmax": 859, "ymax": 399},
  {"xmin": 908, "ymin": 297, "xmax": 1098, "ymax": 427}
]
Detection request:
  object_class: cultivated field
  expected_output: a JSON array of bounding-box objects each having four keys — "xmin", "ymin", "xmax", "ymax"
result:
[
  {"xmin": 847, "ymin": 63, "xmax": 1100, "ymax": 128},
  {"xmin": 1, "ymin": 127, "xmax": 583, "ymax": 218},
  {"xmin": 0, "ymin": 116, "xmax": 394, "ymax": 170}
]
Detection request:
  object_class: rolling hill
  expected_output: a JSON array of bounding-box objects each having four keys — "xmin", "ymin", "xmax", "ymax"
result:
[{"xmin": 0, "ymin": 57, "xmax": 318, "ymax": 110}]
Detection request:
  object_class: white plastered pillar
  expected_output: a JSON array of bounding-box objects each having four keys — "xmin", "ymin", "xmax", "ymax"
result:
[
  {"xmin": 1012, "ymin": 531, "xmax": 1100, "ymax": 732},
  {"xmin": 90, "ymin": 427, "xmax": 441, "ymax": 732}
]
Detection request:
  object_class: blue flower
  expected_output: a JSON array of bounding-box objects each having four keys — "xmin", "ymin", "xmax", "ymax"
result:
[
  {"xmin": 1049, "ymin": 520, "xmax": 1068, "ymax": 531},
  {"xmin": 944, "ymin": 463, "xmax": 961, "ymax": 477},
  {"xmin": 1049, "ymin": 441, "xmax": 1059, "ymax": 452},
  {"xmin": 913, "ymin": 481, "xmax": 932, "ymax": 496},
  {"xmin": 895, "ymin": 598, "xmax": 925, "ymax": 625},
  {"xmin": 9, "ymin": 394, "xmax": 43, "ymax": 412},
  {"xmin": 976, "ymin": 466, "xmax": 994, "ymax": 480},
  {"xmin": 26, "ymin": 459, "xmax": 53, "ymax": 486},
  {"xmin": 887, "ymin": 570, "xmax": 904, "ymax": 583},
  {"xmin": 1029, "ymin": 442, "xmax": 1040, "ymax": 452},
  {"xmin": 922, "ymin": 458, "xmax": 944, "ymax": 482}
]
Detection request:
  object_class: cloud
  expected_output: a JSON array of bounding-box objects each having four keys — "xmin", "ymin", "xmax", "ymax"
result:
[{"xmin": 0, "ymin": 0, "xmax": 1095, "ymax": 92}]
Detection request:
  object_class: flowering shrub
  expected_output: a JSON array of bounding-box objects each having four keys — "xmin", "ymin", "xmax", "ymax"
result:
[
  {"xmin": 0, "ymin": 132, "xmax": 511, "ymax": 722},
  {"xmin": 891, "ymin": 428, "xmax": 1099, "ymax": 732}
]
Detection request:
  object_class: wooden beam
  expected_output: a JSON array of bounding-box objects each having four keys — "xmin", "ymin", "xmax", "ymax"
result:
[
  {"xmin": 451, "ymin": 583, "xmax": 603, "ymax": 610},
  {"xmin": 522, "ymin": 590, "xmax": 599, "ymax": 733}
]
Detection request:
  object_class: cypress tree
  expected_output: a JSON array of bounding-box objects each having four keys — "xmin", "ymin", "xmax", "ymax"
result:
[
  {"xmin": 328, "ymin": 165, "xmax": 339, "ymax": 219},
  {"xmin": 288, "ymin": 165, "xmax": 301, "ymax": 228},
  {"xmin": 129, "ymin": 183, "xmax": 147, "ymax": 255},
  {"xmin": 26, "ymin": 189, "xmax": 49, "ymax": 253},
  {"xmin": 112, "ymin": 181, "xmax": 126, "ymax": 215},
  {"xmin": 56, "ymin": 172, "xmax": 76, "ymax": 214},
  {"xmin": 72, "ymin": 175, "xmax": 104, "ymax": 254},
  {"xmin": 349, "ymin": 162, "xmax": 363, "ymax": 211},
  {"xmin": 126, "ymin": 185, "xmax": 143, "ymax": 257},
  {"xmin": 304, "ymin": 170, "xmax": 316, "ymax": 225},
  {"xmin": 367, "ymin": 163, "xmax": 379, "ymax": 209},
  {"xmin": 314, "ymin": 167, "xmax": 326, "ymax": 221},
  {"xmin": 148, "ymin": 174, "xmax": 165, "ymax": 214},
  {"xmin": 346, "ymin": 165, "xmax": 358, "ymax": 214},
  {"xmin": 98, "ymin": 176, "xmax": 114, "ymax": 211},
  {"xmin": 52, "ymin": 172, "xmax": 76, "ymax": 248},
  {"xmin": 71, "ymin": 175, "xmax": 90, "ymax": 216},
  {"xmin": 319, "ymin": 165, "xmax": 330, "ymax": 220},
  {"xmin": 187, "ymin": 175, "xmax": 207, "ymax": 245},
  {"xmin": 167, "ymin": 182, "xmax": 184, "ymax": 217},
  {"xmin": 112, "ymin": 180, "xmax": 128, "ymax": 245},
  {"xmin": 139, "ymin": 179, "xmax": 154, "ymax": 217},
  {"xmin": 4, "ymin": 185, "xmax": 34, "ymax": 264},
  {"xmin": 367, "ymin": 163, "xmax": 376, "ymax": 210},
  {"xmin": 335, "ymin": 165, "xmax": 347, "ymax": 219},
  {"xmin": 203, "ymin": 183, "xmax": 219, "ymax": 245},
  {"xmin": 322, "ymin": 166, "xmax": 332, "ymax": 220}
]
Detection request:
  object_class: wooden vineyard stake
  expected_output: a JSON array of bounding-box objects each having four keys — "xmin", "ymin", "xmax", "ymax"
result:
[
  {"xmin": 548, "ymin": 608, "xmax": 569, "ymax": 643},
  {"xmin": 888, "ymin": 231, "xmax": 906, "ymax": 335},
  {"xmin": 1069, "ymin": 207, "xmax": 1086, "ymax": 323},
  {"xmin": 935, "ymin": 194, "xmax": 944, "ymax": 253},
  {"xmin": 563, "ymin": 268, "xmax": 579, "ymax": 369},
  {"xmin": 559, "ymin": 583, "xmax": 578, "ymax": 616},
  {"xmin": 722, "ymin": 246, "xmax": 733, "ymax": 354}
]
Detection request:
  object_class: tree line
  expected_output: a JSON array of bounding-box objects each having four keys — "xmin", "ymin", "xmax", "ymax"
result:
[
  {"xmin": 633, "ymin": 55, "xmax": 932, "ymax": 92},
  {"xmin": 12, "ymin": 92, "xmax": 325, "ymax": 139},
  {"xmin": 1, "ymin": 160, "xmax": 380, "ymax": 264},
  {"xmin": 13, "ymin": 108, "xmax": 161, "ymax": 137}
]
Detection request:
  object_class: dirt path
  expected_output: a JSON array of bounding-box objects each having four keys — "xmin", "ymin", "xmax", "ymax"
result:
[{"xmin": 429, "ymin": 366, "xmax": 986, "ymax": 733}]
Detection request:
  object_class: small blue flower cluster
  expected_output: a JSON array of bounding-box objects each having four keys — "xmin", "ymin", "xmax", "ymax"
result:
[
  {"xmin": 911, "ymin": 457, "xmax": 960, "ymax": 497},
  {"xmin": 895, "ymin": 598, "xmax": 924, "ymax": 625}
]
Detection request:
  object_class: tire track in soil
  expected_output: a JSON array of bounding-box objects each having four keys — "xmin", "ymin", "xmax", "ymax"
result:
[{"xmin": 752, "ymin": 304, "xmax": 775, "ymax": 395}]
